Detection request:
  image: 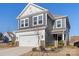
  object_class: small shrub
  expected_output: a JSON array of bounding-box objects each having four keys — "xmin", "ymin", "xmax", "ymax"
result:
[
  {"xmin": 66, "ymin": 54, "xmax": 70, "ymax": 56},
  {"xmin": 47, "ymin": 45, "xmax": 54, "ymax": 48},
  {"xmin": 58, "ymin": 40, "xmax": 64, "ymax": 45},
  {"xmin": 39, "ymin": 46, "xmax": 46, "ymax": 51},
  {"xmin": 8, "ymin": 39, "xmax": 16, "ymax": 47},
  {"xmin": 58, "ymin": 40, "xmax": 64, "ymax": 48},
  {"xmin": 12, "ymin": 39, "xmax": 16, "ymax": 46},
  {"xmin": 51, "ymin": 47, "xmax": 55, "ymax": 51},
  {"xmin": 9, "ymin": 41, "xmax": 12, "ymax": 46},
  {"xmin": 32, "ymin": 47, "xmax": 37, "ymax": 51}
]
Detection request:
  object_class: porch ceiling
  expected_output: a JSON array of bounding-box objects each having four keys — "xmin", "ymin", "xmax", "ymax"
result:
[{"xmin": 51, "ymin": 30, "xmax": 64, "ymax": 34}]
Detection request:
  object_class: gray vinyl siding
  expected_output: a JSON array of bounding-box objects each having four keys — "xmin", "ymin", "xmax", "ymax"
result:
[
  {"xmin": 66, "ymin": 17, "xmax": 70, "ymax": 31},
  {"xmin": 53, "ymin": 17, "xmax": 66, "ymax": 31},
  {"xmin": 47, "ymin": 15, "xmax": 54, "ymax": 31},
  {"xmin": 45, "ymin": 15, "xmax": 55, "ymax": 46},
  {"xmin": 19, "ymin": 12, "xmax": 47, "ymax": 30},
  {"xmin": 46, "ymin": 15, "xmax": 66, "ymax": 32},
  {"xmin": 45, "ymin": 29, "xmax": 54, "ymax": 46}
]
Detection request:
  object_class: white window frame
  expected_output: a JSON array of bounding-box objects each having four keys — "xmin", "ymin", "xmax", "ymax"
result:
[
  {"xmin": 20, "ymin": 18, "xmax": 29, "ymax": 28},
  {"xmin": 56, "ymin": 19, "xmax": 62, "ymax": 28},
  {"xmin": 32, "ymin": 14, "xmax": 43, "ymax": 26},
  {"xmin": 38, "ymin": 14, "xmax": 43, "ymax": 25},
  {"xmin": 25, "ymin": 18, "xmax": 29, "ymax": 27},
  {"xmin": 20, "ymin": 19, "xmax": 25, "ymax": 28},
  {"xmin": 32, "ymin": 16, "xmax": 38, "ymax": 26}
]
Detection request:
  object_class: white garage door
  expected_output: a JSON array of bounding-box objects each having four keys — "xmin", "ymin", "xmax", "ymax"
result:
[{"xmin": 19, "ymin": 35, "xmax": 38, "ymax": 47}]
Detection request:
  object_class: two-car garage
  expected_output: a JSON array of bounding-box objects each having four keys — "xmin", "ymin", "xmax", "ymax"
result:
[
  {"xmin": 16, "ymin": 30, "xmax": 45, "ymax": 47},
  {"xmin": 19, "ymin": 35, "xmax": 38, "ymax": 47},
  {"xmin": 16, "ymin": 31, "xmax": 39, "ymax": 47}
]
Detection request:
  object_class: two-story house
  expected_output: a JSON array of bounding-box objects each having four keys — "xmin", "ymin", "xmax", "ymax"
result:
[{"xmin": 16, "ymin": 3, "xmax": 70, "ymax": 47}]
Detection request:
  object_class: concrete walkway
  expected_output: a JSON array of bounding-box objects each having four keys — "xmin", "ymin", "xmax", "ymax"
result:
[{"xmin": 0, "ymin": 47, "xmax": 32, "ymax": 56}]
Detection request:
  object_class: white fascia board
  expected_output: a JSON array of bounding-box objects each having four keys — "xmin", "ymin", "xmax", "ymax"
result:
[
  {"xmin": 16, "ymin": 3, "xmax": 30, "ymax": 19},
  {"xmin": 16, "ymin": 3, "xmax": 48, "ymax": 19},
  {"xmin": 32, "ymin": 3, "xmax": 48, "ymax": 11}
]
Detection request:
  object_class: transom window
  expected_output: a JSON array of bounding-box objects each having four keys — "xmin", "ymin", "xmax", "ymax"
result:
[
  {"xmin": 56, "ymin": 19, "xmax": 62, "ymax": 28},
  {"xmin": 33, "ymin": 14, "xmax": 43, "ymax": 26}
]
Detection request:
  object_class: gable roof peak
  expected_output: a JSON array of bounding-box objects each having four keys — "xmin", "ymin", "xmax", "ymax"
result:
[{"xmin": 16, "ymin": 3, "xmax": 48, "ymax": 19}]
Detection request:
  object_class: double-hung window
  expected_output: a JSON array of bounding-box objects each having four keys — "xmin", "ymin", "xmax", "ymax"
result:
[
  {"xmin": 33, "ymin": 16, "xmax": 37, "ymax": 25},
  {"xmin": 25, "ymin": 18, "xmax": 29, "ymax": 27},
  {"xmin": 56, "ymin": 19, "xmax": 62, "ymax": 28},
  {"xmin": 20, "ymin": 20, "xmax": 24, "ymax": 28},
  {"xmin": 33, "ymin": 14, "xmax": 43, "ymax": 26},
  {"xmin": 20, "ymin": 18, "xmax": 29, "ymax": 28},
  {"xmin": 38, "ymin": 15, "xmax": 43, "ymax": 24}
]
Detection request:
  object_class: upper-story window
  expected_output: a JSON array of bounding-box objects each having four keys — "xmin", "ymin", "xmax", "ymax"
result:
[
  {"xmin": 38, "ymin": 15, "xmax": 43, "ymax": 24},
  {"xmin": 20, "ymin": 20, "xmax": 24, "ymax": 28},
  {"xmin": 56, "ymin": 19, "xmax": 62, "ymax": 28},
  {"xmin": 25, "ymin": 18, "xmax": 29, "ymax": 27},
  {"xmin": 33, "ymin": 16, "xmax": 37, "ymax": 25},
  {"xmin": 20, "ymin": 18, "xmax": 29, "ymax": 28},
  {"xmin": 33, "ymin": 14, "xmax": 43, "ymax": 26}
]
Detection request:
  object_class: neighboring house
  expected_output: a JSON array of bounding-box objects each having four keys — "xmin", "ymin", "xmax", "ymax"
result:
[
  {"xmin": 3, "ymin": 32, "xmax": 16, "ymax": 43},
  {"xmin": 70, "ymin": 36, "xmax": 79, "ymax": 46},
  {"xmin": 16, "ymin": 3, "xmax": 70, "ymax": 47}
]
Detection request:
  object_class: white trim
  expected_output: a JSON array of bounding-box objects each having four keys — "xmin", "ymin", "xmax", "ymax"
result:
[
  {"xmin": 32, "ymin": 14, "xmax": 43, "ymax": 26},
  {"xmin": 32, "ymin": 4, "xmax": 48, "ymax": 11},
  {"xmin": 38, "ymin": 14, "xmax": 43, "ymax": 25},
  {"xmin": 56, "ymin": 19, "xmax": 62, "ymax": 28},
  {"xmin": 45, "ymin": 13, "xmax": 47, "ymax": 25},
  {"xmin": 25, "ymin": 18, "xmax": 29, "ymax": 27},
  {"xmin": 62, "ymin": 33, "xmax": 64, "ymax": 41},
  {"xmin": 64, "ymin": 18, "xmax": 66, "ymax": 28},
  {"xmin": 20, "ymin": 19, "xmax": 25, "ymax": 28},
  {"xmin": 16, "ymin": 4, "xmax": 30, "ymax": 19},
  {"xmin": 20, "ymin": 18, "xmax": 29, "ymax": 28},
  {"xmin": 16, "ymin": 3, "xmax": 48, "ymax": 19},
  {"xmin": 18, "ymin": 20, "xmax": 20, "ymax": 29},
  {"xmin": 32, "ymin": 15, "xmax": 38, "ymax": 26}
]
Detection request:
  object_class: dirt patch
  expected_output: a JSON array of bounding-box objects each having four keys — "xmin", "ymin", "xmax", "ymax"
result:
[{"xmin": 22, "ymin": 47, "xmax": 79, "ymax": 56}]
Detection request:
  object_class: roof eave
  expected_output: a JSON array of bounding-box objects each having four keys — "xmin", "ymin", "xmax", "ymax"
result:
[{"xmin": 16, "ymin": 3, "xmax": 48, "ymax": 20}]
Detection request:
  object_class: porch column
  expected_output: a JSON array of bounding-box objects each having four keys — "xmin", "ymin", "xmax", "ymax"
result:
[
  {"xmin": 54, "ymin": 39, "xmax": 58, "ymax": 48},
  {"xmin": 54, "ymin": 35, "xmax": 58, "ymax": 48},
  {"xmin": 62, "ymin": 33, "xmax": 66, "ymax": 46},
  {"xmin": 65, "ymin": 33, "xmax": 69, "ymax": 45}
]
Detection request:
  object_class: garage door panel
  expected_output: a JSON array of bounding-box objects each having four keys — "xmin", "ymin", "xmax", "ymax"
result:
[{"xmin": 19, "ymin": 35, "xmax": 38, "ymax": 47}]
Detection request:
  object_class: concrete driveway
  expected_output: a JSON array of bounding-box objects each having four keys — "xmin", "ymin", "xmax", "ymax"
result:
[{"xmin": 0, "ymin": 47, "xmax": 32, "ymax": 56}]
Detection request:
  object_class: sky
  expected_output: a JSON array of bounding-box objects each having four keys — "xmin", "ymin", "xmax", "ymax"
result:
[{"xmin": 0, "ymin": 3, "xmax": 79, "ymax": 36}]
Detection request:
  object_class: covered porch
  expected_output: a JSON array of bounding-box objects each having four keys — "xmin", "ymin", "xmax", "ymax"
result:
[{"xmin": 51, "ymin": 31, "xmax": 68, "ymax": 47}]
